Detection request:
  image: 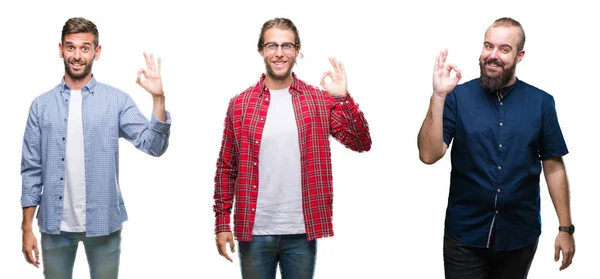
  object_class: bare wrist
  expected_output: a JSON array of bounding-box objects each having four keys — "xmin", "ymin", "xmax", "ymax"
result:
[
  {"xmin": 431, "ymin": 94, "xmax": 446, "ymax": 103},
  {"xmin": 153, "ymin": 94, "xmax": 165, "ymax": 101}
]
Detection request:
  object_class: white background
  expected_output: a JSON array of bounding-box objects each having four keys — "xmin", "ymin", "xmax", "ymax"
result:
[{"xmin": 1, "ymin": 0, "xmax": 598, "ymax": 278}]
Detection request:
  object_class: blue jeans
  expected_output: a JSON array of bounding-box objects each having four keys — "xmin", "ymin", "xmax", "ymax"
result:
[
  {"xmin": 41, "ymin": 229, "xmax": 122, "ymax": 279},
  {"xmin": 238, "ymin": 234, "xmax": 317, "ymax": 279}
]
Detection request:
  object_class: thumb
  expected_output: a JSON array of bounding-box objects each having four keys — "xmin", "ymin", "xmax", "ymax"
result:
[
  {"xmin": 136, "ymin": 69, "xmax": 146, "ymax": 85},
  {"xmin": 554, "ymin": 244, "xmax": 560, "ymax": 262},
  {"xmin": 455, "ymin": 69, "xmax": 462, "ymax": 81},
  {"xmin": 320, "ymin": 72, "xmax": 328, "ymax": 88},
  {"xmin": 229, "ymin": 237, "xmax": 235, "ymax": 253},
  {"xmin": 34, "ymin": 244, "xmax": 40, "ymax": 263}
]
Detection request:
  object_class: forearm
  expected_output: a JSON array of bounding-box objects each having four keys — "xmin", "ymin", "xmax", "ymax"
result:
[
  {"xmin": 120, "ymin": 94, "xmax": 170, "ymax": 156},
  {"xmin": 545, "ymin": 165, "xmax": 572, "ymax": 226},
  {"xmin": 417, "ymin": 94, "xmax": 446, "ymax": 164},
  {"xmin": 330, "ymin": 94, "xmax": 372, "ymax": 152},
  {"xmin": 214, "ymin": 148, "xmax": 237, "ymax": 233},
  {"xmin": 214, "ymin": 158, "xmax": 237, "ymax": 232},
  {"xmin": 21, "ymin": 206, "xmax": 37, "ymax": 232},
  {"xmin": 214, "ymin": 206, "xmax": 233, "ymax": 233},
  {"xmin": 135, "ymin": 120, "xmax": 170, "ymax": 156},
  {"xmin": 152, "ymin": 95, "xmax": 166, "ymax": 122},
  {"xmin": 213, "ymin": 180, "xmax": 235, "ymax": 233},
  {"xmin": 21, "ymin": 103, "xmax": 44, "ymax": 207}
]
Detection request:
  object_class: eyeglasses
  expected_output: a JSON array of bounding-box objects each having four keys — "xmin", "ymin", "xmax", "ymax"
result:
[{"xmin": 263, "ymin": 42, "xmax": 297, "ymax": 54}]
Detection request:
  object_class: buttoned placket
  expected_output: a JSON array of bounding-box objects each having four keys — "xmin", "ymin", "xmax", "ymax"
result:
[
  {"xmin": 250, "ymin": 87, "xmax": 271, "ymax": 216},
  {"xmin": 57, "ymin": 88, "xmax": 70, "ymax": 221},
  {"xmin": 487, "ymin": 92, "xmax": 506, "ymax": 248}
]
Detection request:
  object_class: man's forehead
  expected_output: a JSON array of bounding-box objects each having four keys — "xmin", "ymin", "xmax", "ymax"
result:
[
  {"xmin": 264, "ymin": 28, "xmax": 295, "ymax": 39},
  {"xmin": 63, "ymin": 40, "xmax": 93, "ymax": 45},
  {"xmin": 64, "ymin": 33, "xmax": 93, "ymax": 41},
  {"xmin": 485, "ymin": 26, "xmax": 520, "ymax": 45}
]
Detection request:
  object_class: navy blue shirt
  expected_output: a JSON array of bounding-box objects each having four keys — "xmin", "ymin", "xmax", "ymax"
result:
[{"xmin": 443, "ymin": 77, "xmax": 568, "ymax": 250}]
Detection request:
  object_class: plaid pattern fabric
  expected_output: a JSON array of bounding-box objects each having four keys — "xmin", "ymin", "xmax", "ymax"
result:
[{"xmin": 214, "ymin": 73, "xmax": 371, "ymax": 242}]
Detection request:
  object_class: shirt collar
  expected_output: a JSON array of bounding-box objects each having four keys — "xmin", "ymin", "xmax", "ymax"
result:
[
  {"xmin": 60, "ymin": 75, "xmax": 98, "ymax": 94},
  {"xmin": 479, "ymin": 76, "xmax": 521, "ymax": 99},
  {"xmin": 257, "ymin": 72, "xmax": 304, "ymax": 96}
]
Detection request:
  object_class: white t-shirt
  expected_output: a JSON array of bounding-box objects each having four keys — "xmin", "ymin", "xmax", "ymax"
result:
[
  {"xmin": 60, "ymin": 89, "xmax": 87, "ymax": 232},
  {"xmin": 252, "ymin": 87, "xmax": 305, "ymax": 235}
]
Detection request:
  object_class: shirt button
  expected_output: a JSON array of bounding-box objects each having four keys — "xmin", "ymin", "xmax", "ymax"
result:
[
  {"xmin": 60, "ymin": 177, "xmax": 63, "ymax": 180},
  {"xmin": 61, "ymin": 158, "xmax": 64, "ymax": 161},
  {"xmin": 255, "ymin": 141, "xmax": 259, "ymax": 144},
  {"xmin": 500, "ymin": 102, "xmax": 503, "ymax": 106},
  {"xmin": 497, "ymin": 166, "xmax": 502, "ymax": 170},
  {"xmin": 62, "ymin": 137, "xmax": 65, "ymax": 141},
  {"xmin": 59, "ymin": 196, "xmax": 62, "ymax": 200},
  {"xmin": 497, "ymin": 189, "xmax": 501, "ymax": 192},
  {"xmin": 251, "ymin": 208, "xmax": 255, "ymax": 211},
  {"xmin": 254, "ymin": 162, "xmax": 257, "ymax": 166},
  {"xmin": 260, "ymin": 117, "xmax": 264, "ymax": 121},
  {"xmin": 253, "ymin": 185, "xmax": 257, "ymax": 188},
  {"xmin": 495, "ymin": 210, "xmax": 499, "ymax": 214},
  {"xmin": 499, "ymin": 144, "xmax": 503, "ymax": 148},
  {"xmin": 265, "ymin": 98, "xmax": 269, "ymax": 101},
  {"xmin": 499, "ymin": 122, "xmax": 503, "ymax": 126}
]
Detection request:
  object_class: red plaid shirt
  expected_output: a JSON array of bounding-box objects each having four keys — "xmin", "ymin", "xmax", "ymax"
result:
[{"xmin": 213, "ymin": 73, "xmax": 371, "ymax": 242}]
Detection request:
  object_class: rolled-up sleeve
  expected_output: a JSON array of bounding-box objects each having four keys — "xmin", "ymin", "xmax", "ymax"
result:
[
  {"xmin": 119, "ymin": 94, "xmax": 171, "ymax": 157},
  {"xmin": 21, "ymin": 100, "xmax": 43, "ymax": 207},
  {"xmin": 329, "ymin": 92, "xmax": 372, "ymax": 152}
]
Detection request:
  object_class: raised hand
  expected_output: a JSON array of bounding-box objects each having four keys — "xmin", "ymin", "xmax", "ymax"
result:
[
  {"xmin": 136, "ymin": 52, "xmax": 164, "ymax": 96},
  {"xmin": 433, "ymin": 49, "xmax": 461, "ymax": 97},
  {"xmin": 320, "ymin": 57, "xmax": 348, "ymax": 97}
]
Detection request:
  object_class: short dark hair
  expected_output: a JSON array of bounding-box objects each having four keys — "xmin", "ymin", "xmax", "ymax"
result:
[{"xmin": 61, "ymin": 17, "xmax": 99, "ymax": 47}]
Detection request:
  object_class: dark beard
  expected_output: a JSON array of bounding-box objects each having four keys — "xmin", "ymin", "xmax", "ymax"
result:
[
  {"xmin": 478, "ymin": 58, "xmax": 515, "ymax": 92},
  {"xmin": 64, "ymin": 58, "xmax": 94, "ymax": 80},
  {"xmin": 264, "ymin": 57, "xmax": 295, "ymax": 81}
]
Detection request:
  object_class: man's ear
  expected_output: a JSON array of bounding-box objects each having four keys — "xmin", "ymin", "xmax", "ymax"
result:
[
  {"xmin": 94, "ymin": 45, "xmax": 102, "ymax": 60},
  {"xmin": 516, "ymin": 49, "xmax": 525, "ymax": 64}
]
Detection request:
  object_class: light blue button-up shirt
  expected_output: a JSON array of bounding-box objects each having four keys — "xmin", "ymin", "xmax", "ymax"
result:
[{"xmin": 21, "ymin": 76, "xmax": 171, "ymax": 237}]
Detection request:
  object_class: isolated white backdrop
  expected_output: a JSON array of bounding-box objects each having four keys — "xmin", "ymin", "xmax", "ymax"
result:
[{"xmin": 1, "ymin": 0, "xmax": 597, "ymax": 278}]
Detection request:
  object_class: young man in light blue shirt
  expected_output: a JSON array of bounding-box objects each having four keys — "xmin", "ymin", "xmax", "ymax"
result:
[{"xmin": 20, "ymin": 17, "xmax": 172, "ymax": 279}]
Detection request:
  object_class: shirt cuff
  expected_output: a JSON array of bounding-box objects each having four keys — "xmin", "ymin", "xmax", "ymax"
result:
[
  {"xmin": 150, "ymin": 111, "xmax": 171, "ymax": 133},
  {"xmin": 540, "ymin": 149, "xmax": 569, "ymax": 160},
  {"xmin": 332, "ymin": 93, "xmax": 355, "ymax": 110},
  {"xmin": 215, "ymin": 224, "xmax": 232, "ymax": 234},
  {"xmin": 21, "ymin": 194, "xmax": 40, "ymax": 208}
]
